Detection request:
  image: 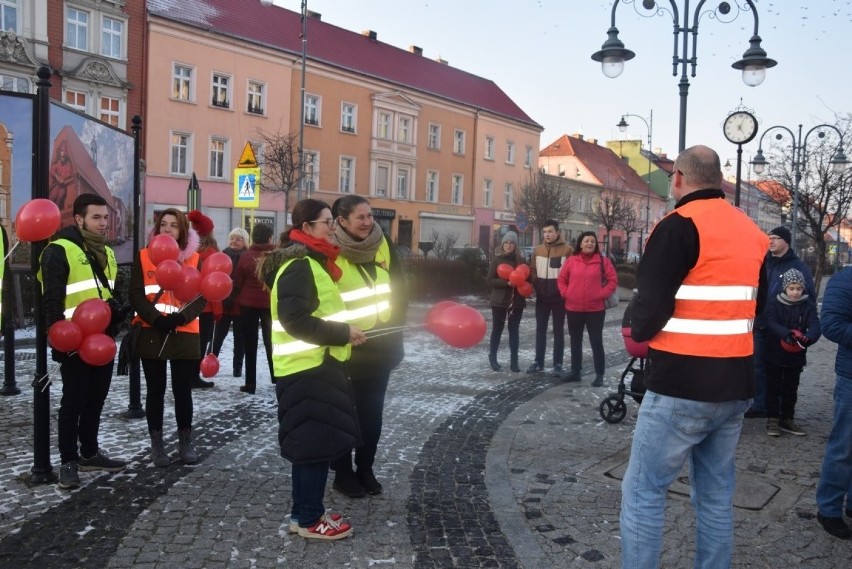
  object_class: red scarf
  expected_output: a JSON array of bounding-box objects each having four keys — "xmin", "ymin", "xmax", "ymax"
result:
[{"xmin": 288, "ymin": 229, "xmax": 343, "ymax": 282}]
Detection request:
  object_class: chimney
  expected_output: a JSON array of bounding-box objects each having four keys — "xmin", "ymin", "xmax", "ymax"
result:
[
  {"xmin": 571, "ymin": 133, "xmax": 584, "ymax": 141},
  {"xmin": 306, "ymin": 10, "xmax": 321, "ymax": 20},
  {"xmin": 409, "ymin": 45, "xmax": 423, "ymax": 56},
  {"xmin": 435, "ymin": 56, "xmax": 449, "ymax": 65},
  {"xmin": 362, "ymin": 29, "xmax": 377, "ymax": 40},
  {"xmin": 588, "ymin": 138, "xmax": 598, "ymax": 145}
]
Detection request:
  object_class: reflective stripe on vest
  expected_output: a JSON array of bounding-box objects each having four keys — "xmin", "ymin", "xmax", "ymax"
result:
[
  {"xmin": 132, "ymin": 248, "xmax": 200, "ymax": 334},
  {"xmin": 333, "ymin": 237, "xmax": 393, "ymax": 330},
  {"xmin": 270, "ymin": 256, "xmax": 350, "ymax": 377},
  {"xmin": 649, "ymin": 199, "xmax": 768, "ymax": 358},
  {"xmin": 36, "ymin": 238, "xmax": 116, "ymax": 320}
]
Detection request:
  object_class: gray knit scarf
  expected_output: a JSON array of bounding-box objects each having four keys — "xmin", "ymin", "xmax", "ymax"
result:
[
  {"xmin": 332, "ymin": 221, "xmax": 384, "ymax": 264},
  {"xmin": 80, "ymin": 228, "xmax": 108, "ymax": 270}
]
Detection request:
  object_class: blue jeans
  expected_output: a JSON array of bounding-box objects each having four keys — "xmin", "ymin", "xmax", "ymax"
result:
[
  {"xmin": 621, "ymin": 391, "xmax": 750, "ymax": 569},
  {"xmin": 292, "ymin": 461, "xmax": 329, "ymax": 527},
  {"xmin": 816, "ymin": 375, "xmax": 852, "ymax": 518}
]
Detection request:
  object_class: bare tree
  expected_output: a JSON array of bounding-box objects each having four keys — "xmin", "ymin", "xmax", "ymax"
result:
[
  {"xmin": 256, "ymin": 126, "xmax": 306, "ymax": 215},
  {"xmin": 427, "ymin": 229, "xmax": 459, "ymax": 260},
  {"xmin": 586, "ymin": 191, "xmax": 633, "ymax": 255},
  {"xmin": 760, "ymin": 114, "xmax": 852, "ymax": 293},
  {"xmin": 617, "ymin": 205, "xmax": 644, "ymax": 259},
  {"xmin": 515, "ymin": 170, "xmax": 574, "ymax": 232}
]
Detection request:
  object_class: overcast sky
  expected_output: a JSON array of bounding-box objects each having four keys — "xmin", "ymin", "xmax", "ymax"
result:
[{"xmin": 269, "ymin": 0, "xmax": 850, "ymax": 165}]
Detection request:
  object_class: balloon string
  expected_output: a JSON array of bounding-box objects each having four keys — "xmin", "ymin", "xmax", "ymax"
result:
[
  {"xmin": 37, "ymin": 357, "xmax": 73, "ymax": 392},
  {"xmin": 157, "ymin": 332, "xmax": 171, "ymax": 358},
  {"xmin": 363, "ymin": 324, "xmax": 424, "ymax": 339},
  {"xmin": 2, "ymin": 241, "xmax": 19, "ymax": 264}
]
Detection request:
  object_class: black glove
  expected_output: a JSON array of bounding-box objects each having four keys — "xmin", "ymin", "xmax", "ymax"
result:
[
  {"xmin": 153, "ymin": 313, "xmax": 185, "ymax": 333},
  {"xmin": 784, "ymin": 332, "xmax": 796, "ymax": 345},
  {"xmin": 106, "ymin": 299, "xmax": 131, "ymax": 337},
  {"xmin": 51, "ymin": 349, "xmax": 70, "ymax": 364}
]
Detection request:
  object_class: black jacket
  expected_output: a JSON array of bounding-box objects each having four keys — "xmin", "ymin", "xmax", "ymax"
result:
[
  {"xmin": 756, "ymin": 249, "xmax": 815, "ymax": 328},
  {"xmin": 486, "ymin": 246, "xmax": 526, "ymax": 310},
  {"xmin": 40, "ymin": 226, "xmax": 98, "ymax": 329},
  {"xmin": 763, "ymin": 294, "xmax": 821, "ymax": 367}
]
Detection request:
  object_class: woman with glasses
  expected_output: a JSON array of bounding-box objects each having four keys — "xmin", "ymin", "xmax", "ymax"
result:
[{"xmin": 258, "ymin": 198, "xmax": 365, "ymax": 540}]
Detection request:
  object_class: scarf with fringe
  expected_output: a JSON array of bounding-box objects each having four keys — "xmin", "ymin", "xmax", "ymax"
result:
[{"xmin": 332, "ymin": 221, "xmax": 384, "ymax": 264}]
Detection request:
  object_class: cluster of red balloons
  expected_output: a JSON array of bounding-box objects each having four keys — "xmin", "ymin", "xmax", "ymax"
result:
[
  {"xmin": 149, "ymin": 234, "xmax": 234, "ymax": 303},
  {"xmin": 424, "ymin": 301, "xmax": 486, "ymax": 348},
  {"xmin": 48, "ymin": 299, "xmax": 116, "ymax": 366},
  {"xmin": 497, "ymin": 263, "xmax": 533, "ymax": 297},
  {"xmin": 15, "ymin": 199, "xmax": 61, "ymax": 242}
]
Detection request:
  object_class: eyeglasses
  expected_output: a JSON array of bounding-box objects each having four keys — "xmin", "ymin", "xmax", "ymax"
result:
[{"xmin": 308, "ymin": 218, "xmax": 334, "ymax": 227}]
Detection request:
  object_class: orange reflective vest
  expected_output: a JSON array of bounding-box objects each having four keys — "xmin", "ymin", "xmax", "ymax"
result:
[
  {"xmin": 132, "ymin": 248, "xmax": 201, "ymax": 334},
  {"xmin": 650, "ymin": 199, "xmax": 768, "ymax": 358}
]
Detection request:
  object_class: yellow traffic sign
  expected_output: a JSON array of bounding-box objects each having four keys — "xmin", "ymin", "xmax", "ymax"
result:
[
  {"xmin": 233, "ymin": 167, "xmax": 261, "ymax": 208},
  {"xmin": 237, "ymin": 142, "xmax": 258, "ymax": 168}
]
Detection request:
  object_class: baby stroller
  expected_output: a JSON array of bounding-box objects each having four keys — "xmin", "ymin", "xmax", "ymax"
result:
[{"xmin": 599, "ymin": 293, "xmax": 649, "ymax": 424}]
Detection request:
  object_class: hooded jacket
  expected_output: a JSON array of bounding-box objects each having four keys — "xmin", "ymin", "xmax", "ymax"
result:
[
  {"xmin": 530, "ymin": 235, "xmax": 573, "ymax": 303},
  {"xmin": 757, "ymin": 248, "xmax": 815, "ymax": 328},
  {"xmin": 557, "ymin": 252, "xmax": 617, "ymax": 312},
  {"xmin": 821, "ymin": 267, "xmax": 852, "ymax": 379}
]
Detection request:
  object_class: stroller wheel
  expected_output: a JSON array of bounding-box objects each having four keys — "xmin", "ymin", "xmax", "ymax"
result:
[{"xmin": 599, "ymin": 395, "xmax": 628, "ymax": 424}]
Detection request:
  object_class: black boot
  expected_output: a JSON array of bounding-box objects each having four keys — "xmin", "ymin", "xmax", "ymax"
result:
[
  {"xmin": 333, "ymin": 468, "xmax": 366, "ymax": 498},
  {"xmin": 488, "ymin": 353, "xmax": 502, "ymax": 371},
  {"xmin": 357, "ymin": 468, "xmax": 383, "ymax": 495},
  {"xmin": 509, "ymin": 353, "xmax": 520, "ymax": 373}
]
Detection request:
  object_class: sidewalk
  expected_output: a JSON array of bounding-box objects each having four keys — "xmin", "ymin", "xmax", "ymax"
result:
[{"xmin": 0, "ymin": 297, "xmax": 847, "ymax": 568}]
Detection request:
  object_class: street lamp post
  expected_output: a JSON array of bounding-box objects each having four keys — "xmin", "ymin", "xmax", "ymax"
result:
[
  {"xmin": 261, "ymin": 0, "xmax": 308, "ymax": 203},
  {"xmin": 592, "ymin": 1, "xmax": 776, "ymax": 152},
  {"xmin": 751, "ymin": 125, "xmax": 849, "ymax": 249},
  {"xmin": 617, "ymin": 111, "xmax": 653, "ymax": 255}
]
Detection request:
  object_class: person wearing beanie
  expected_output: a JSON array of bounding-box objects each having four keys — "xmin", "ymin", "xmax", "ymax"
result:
[
  {"xmin": 747, "ymin": 225, "xmax": 816, "ymax": 418},
  {"xmin": 187, "ymin": 210, "xmax": 219, "ymax": 389},
  {"xmin": 486, "ymin": 230, "xmax": 529, "ymax": 373},
  {"xmin": 762, "ymin": 267, "xmax": 820, "ymax": 436}
]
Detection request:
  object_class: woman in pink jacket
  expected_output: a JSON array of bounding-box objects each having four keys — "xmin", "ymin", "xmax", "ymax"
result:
[{"xmin": 557, "ymin": 231, "xmax": 617, "ymax": 386}]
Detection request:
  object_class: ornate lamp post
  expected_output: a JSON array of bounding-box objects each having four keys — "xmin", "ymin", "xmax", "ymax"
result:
[
  {"xmin": 592, "ymin": 1, "xmax": 776, "ymax": 152},
  {"xmin": 260, "ymin": 0, "xmax": 308, "ymax": 203},
  {"xmin": 617, "ymin": 111, "xmax": 654, "ymax": 255},
  {"xmin": 751, "ymin": 125, "xmax": 849, "ymax": 248}
]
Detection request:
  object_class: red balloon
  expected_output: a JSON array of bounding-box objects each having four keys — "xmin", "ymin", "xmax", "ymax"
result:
[
  {"xmin": 148, "ymin": 234, "xmax": 180, "ymax": 265},
  {"xmin": 71, "ymin": 298, "xmax": 111, "ymax": 336},
  {"xmin": 48, "ymin": 320, "xmax": 83, "ymax": 352},
  {"xmin": 78, "ymin": 333, "xmax": 117, "ymax": 366},
  {"xmin": 201, "ymin": 252, "xmax": 233, "ymax": 276},
  {"xmin": 517, "ymin": 282, "xmax": 533, "ymax": 298},
  {"xmin": 174, "ymin": 266, "xmax": 202, "ymax": 303},
  {"xmin": 780, "ymin": 329, "xmax": 806, "ymax": 353},
  {"xmin": 496, "ymin": 263, "xmax": 513, "ymax": 280},
  {"xmin": 15, "ymin": 199, "xmax": 61, "ymax": 242},
  {"xmin": 155, "ymin": 259, "xmax": 183, "ymax": 291},
  {"xmin": 200, "ymin": 353, "xmax": 220, "ymax": 378},
  {"xmin": 200, "ymin": 272, "xmax": 233, "ymax": 302},
  {"xmin": 425, "ymin": 301, "xmax": 458, "ymax": 333},
  {"xmin": 515, "ymin": 264, "xmax": 531, "ymax": 278},
  {"xmin": 430, "ymin": 304, "xmax": 486, "ymax": 348},
  {"xmin": 508, "ymin": 270, "xmax": 526, "ymax": 287}
]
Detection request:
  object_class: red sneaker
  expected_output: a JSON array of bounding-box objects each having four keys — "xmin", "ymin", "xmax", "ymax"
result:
[
  {"xmin": 297, "ymin": 513, "xmax": 352, "ymax": 540},
  {"xmin": 289, "ymin": 513, "xmax": 342, "ymax": 534}
]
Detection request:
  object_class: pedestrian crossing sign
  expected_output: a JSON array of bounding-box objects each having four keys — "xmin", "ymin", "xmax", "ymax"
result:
[{"xmin": 233, "ymin": 167, "xmax": 261, "ymax": 208}]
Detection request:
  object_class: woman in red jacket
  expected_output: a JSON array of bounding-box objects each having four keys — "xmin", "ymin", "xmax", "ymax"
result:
[{"xmin": 557, "ymin": 231, "xmax": 617, "ymax": 386}]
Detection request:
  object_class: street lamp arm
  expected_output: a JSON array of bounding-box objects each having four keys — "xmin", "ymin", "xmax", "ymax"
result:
[
  {"xmin": 755, "ymin": 124, "xmax": 796, "ymax": 154},
  {"xmin": 744, "ymin": 0, "xmax": 760, "ymax": 36},
  {"xmin": 803, "ymin": 124, "xmax": 845, "ymax": 147}
]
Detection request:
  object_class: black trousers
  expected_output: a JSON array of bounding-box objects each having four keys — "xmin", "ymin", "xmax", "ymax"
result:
[
  {"xmin": 239, "ymin": 306, "xmax": 273, "ymax": 387},
  {"xmin": 58, "ymin": 355, "xmax": 113, "ymax": 464},
  {"xmin": 764, "ymin": 361, "xmax": 803, "ymax": 420},
  {"xmin": 490, "ymin": 305, "xmax": 523, "ymax": 362},
  {"xmin": 534, "ymin": 299, "xmax": 565, "ymax": 367},
  {"xmin": 212, "ymin": 313, "xmax": 245, "ymax": 374},
  {"xmin": 141, "ymin": 358, "xmax": 195, "ymax": 432},
  {"xmin": 332, "ymin": 366, "xmax": 391, "ymax": 473},
  {"xmin": 565, "ymin": 310, "xmax": 606, "ymax": 376}
]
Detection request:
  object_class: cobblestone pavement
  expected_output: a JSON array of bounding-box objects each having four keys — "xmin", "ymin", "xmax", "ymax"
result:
[{"xmin": 0, "ymin": 295, "xmax": 849, "ymax": 567}]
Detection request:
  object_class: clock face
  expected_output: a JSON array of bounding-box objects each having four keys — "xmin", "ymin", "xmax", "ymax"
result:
[{"xmin": 723, "ymin": 111, "xmax": 758, "ymax": 144}]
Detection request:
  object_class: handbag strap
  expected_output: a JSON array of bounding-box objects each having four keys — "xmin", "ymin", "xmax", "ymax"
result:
[{"xmin": 599, "ymin": 254, "xmax": 607, "ymax": 287}]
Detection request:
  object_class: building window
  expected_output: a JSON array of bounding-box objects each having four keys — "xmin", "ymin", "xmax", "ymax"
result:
[
  {"xmin": 101, "ymin": 16, "xmax": 123, "ymax": 59},
  {"xmin": 341, "ymin": 102, "xmax": 357, "ymax": 133},
  {"xmin": 303, "ymin": 151, "xmax": 318, "ymax": 194},
  {"xmin": 525, "ymin": 145, "xmax": 533, "ymax": 168},
  {"xmin": 483, "ymin": 179, "xmax": 493, "ymax": 207},
  {"xmin": 305, "ymin": 94, "xmax": 320, "ymax": 126},
  {"xmin": 99, "ymin": 96, "xmax": 120, "ymax": 126},
  {"xmin": 452, "ymin": 174, "xmax": 463, "ymax": 205},
  {"xmin": 247, "ymin": 81, "xmax": 265, "ymax": 114},
  {"xmin": 170, "ymin": 132, "xmax": 191, "ymax": 176},
  {"xmin": 172, "ymin": 64, "xmax": 193, "ymax": 101},
  {"xmin": 378, "ymin": 111, "xmax": 391, "ymax": 139},
  {"xmin": 339, "ymin": 157, "xmax": 354, "ymax": 193},
  {"xmin": 396, "ymin": 166, "xmax": 410, "ymax": 199},
  {"xmin": 504, "ymin": 183, "xmax": 514, "ymax": 210},
  {"xmin": 1, "ymin": 0, "xmax": 18, "ymax": 33},
  {"xmin": 64, "ymin": 89, "xmax": 87, "ymax": 112},
  {"xmin": 0, "ymin": 73, "xmax": 29, "ymax": 93},
  {"xmin": 506, "ymin": 142, "xmax": 515, "ymax": 165},
  {"xmin": 428, "ymin": 123, "xmax": 441, "ymax": 150},
  {"xmin": 66, "ymin": 8, "xmax": 89, "ymax": 51},
  {"xmin": 453, "ymin": 130, "xmax": 465, "ymax": 155},
  {"xmin": 375, "ymin": 163, "xmax": 389, "ymax": 197},
  {"xmin": 426, "ymin": 170, "xmax": 438, "ymax": 202},
  {"xmin": 209, "ymin": 138, "xmax": 227, "ymax": 179},
  {"xmin": 485, "ymin": 136, "xmax": 494, "ymax": 160},
  {"xmin": 212, "ymin": 73, "xmax": 230, "ymax": 108},
  {"xmin": 397, "ymin": 116, "xmax": 412, "ymax": 144}
]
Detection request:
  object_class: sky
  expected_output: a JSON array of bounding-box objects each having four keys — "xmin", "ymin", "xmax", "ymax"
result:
[{"xmin": 269, "ymin": 0, "xmax": 851, "ymax": 165}]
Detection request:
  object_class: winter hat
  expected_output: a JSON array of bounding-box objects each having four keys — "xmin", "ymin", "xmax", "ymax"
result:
[
  {"xmin": 781, "ymin": 268, "xmax": 806, "ymax": 291},
  {"xmin": 187, "ymin": 210, "xmax": 214, "ymax": 237},
  {"xmin": 502, "ymin": 231, "xmax": 518, "ymax": 245},
  {"xmin": 769, "ymin": 226, "xmax": 791, "ymax": 246}
]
